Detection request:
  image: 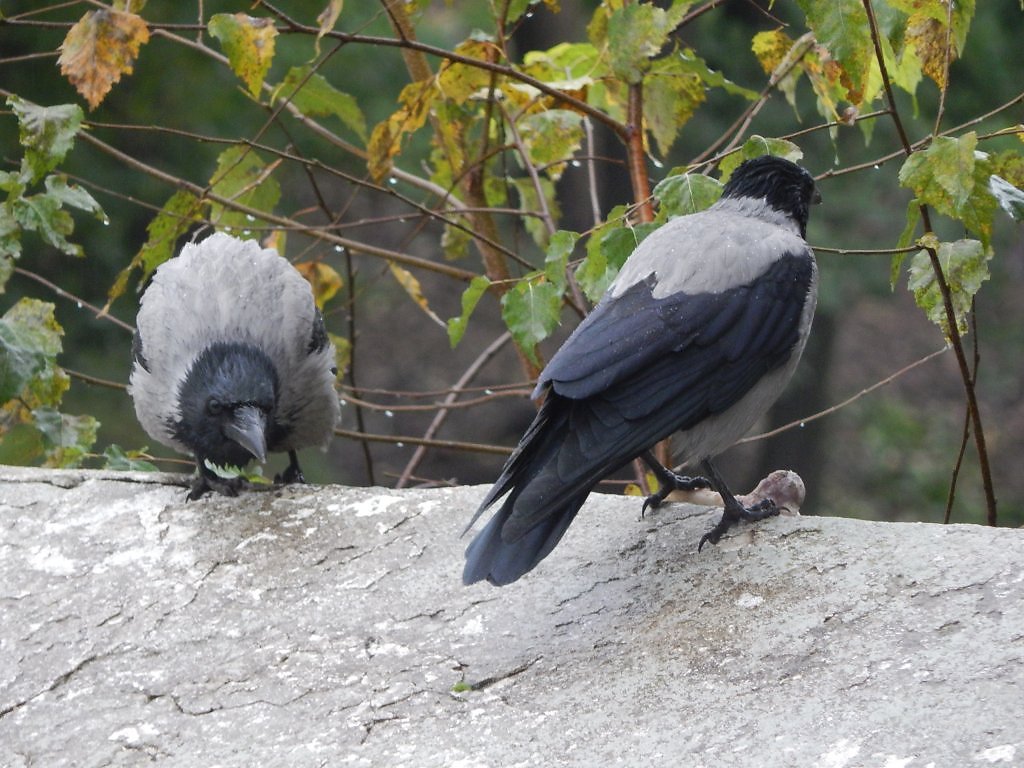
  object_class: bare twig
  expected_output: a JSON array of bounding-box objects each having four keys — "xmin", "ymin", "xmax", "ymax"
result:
[
  {"xmin": 396, "ymin": 331, "xmax": 514, "ymax": 488},
  {"xmin": 738, "ymin": 346, "xmax": 949, "ymax": 445}
]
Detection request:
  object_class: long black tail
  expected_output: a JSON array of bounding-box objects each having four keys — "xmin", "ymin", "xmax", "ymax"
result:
[
  {"xmin": 462, "ymin": 488, "xmax": 590, "ymax": 586},
  {"xmin": 462, "ymin": 392, "xmax": 609, "ymax": 586}
]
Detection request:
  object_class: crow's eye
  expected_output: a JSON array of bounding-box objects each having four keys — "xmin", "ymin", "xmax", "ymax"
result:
[{"xmin": 206, "ymin": 399, "xmax": 223, "ymax": 416}]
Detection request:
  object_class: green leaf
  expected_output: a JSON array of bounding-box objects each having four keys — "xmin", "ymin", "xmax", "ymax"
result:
[
  {"xmin": 606, "ymin": 3, "xmax": 675, "ymax": 84},
  {"xmin": 643, "ymin": 52, "xmax": 707, "ymax": 156},
  {"xmin": 0, "ymin": 299, "xmax": 67, "ymax": 409},
  {"xmin": 718, "ymin": 137, "xmax": 804, "ymax": 184},
  {"xmin": 653, "ymin": 172, "xmax": 722, "ymax": 219},
  {"xmin": 575, "ymin": 214, "xmax": 657, "ymax": 302},
  {"xmin": 273, "ymin": 65, "xmax": 367, "ymax": 141},
  {"xmin": 12, "ymin": 192, "xmax": 78, "ymax": 256},
  {"xmin": 501, "ymin": 279, "xmax": 563, "ymax": 365},
  {"xmin": 203, "ymin": 458, "xmax": 267, "ymax": 483},
  {"xmin": 7, "ymin": 97, "xmax": 84, "ymax": 183},
  {"xmin": 139, "ymin": 190, "xmax": 202, "ymax": 278},
  {"xmin": 0, "ymin": 318, "xmax": 48, "ymax": 402},
  {"xmin": 44, "ymin": 175, "xmax": 105, "ymax": 221},
  {"xmin": 543, "ymin": 230, "xmax": 579, "ymax": 291},
  {"xmin": 794, "ymin": 0, "xmax": 873, "ymax": 103},
  {"xmin": 102, "ymin": 444, "xmax": 159, "ymax": 472},
  {"xmin": 907, "ymin": 239, "xmax": 991, "ymax": 338},
  {"xmin": 34, "ymin": 407, "xmax": 98, "ymax": 468},
  {"xmin": 208, "ymin": 13, "xmax": 278, "ymax": 98},
  {"xmin": 208, "ymin": 146, "xmax": 281, "ymax": 234},
  {"xmin": 447, "ymin": 275, "xmax": 491, "ymax": 348},
  {"xmin": 897, "ymin": 133, "xmax": 997, "ymax": 248},
  {"xmin": 892, "ymin": 199, "xmax": 922, "ymax": 288},
  {"xmin": 0, "ymin": 423, "xmax": 44, "ymax": 466}
]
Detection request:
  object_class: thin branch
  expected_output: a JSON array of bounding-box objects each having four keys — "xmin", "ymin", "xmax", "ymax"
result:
[
  {"xmin": 739, "ymin": 346, "xmax": 949, "ymax": 445},
  {"xmin": 66, "ymin": 369, "xmax": 127, "ymax": 390},
  {"xmin": 333, "ymin": 426, "xmax": 512, "ymax": 456},
  {"xmin": 75, "ymin": 131, "xmax": 480, "ymax": 283},
  {"xmin": 396, "ymin": 331, "xmax": 514, "ymax": 488},
  {"xmin": 13, "ymin": 267, "xmax": 135, "ymax": 333}
]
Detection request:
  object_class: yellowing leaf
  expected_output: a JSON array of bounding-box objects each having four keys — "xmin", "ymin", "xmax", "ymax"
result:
[
  {"xmin": 437, "ymin": 39, "xmax": 498, "ymax": 105},
  {"xmin": 294, "ymin": 261, "xmax": 343, "ymax": 309},
  {"xmin": 58, "ymin": 9, "xmax": 150, "ymax": 110},
  {"xmin": 329, "ymin": 333, "xmax": 351, "ymax": 380},
  {"xmin": 208, "ymin": 13, "xmax": 278, "ymax": 98},
  {"xmin": 367, "ymin": 80, "xmax": 436, "ymax": 182},
  {"xmin": 905, "ymin": 14, "xmax": 951, "ymax": 88},
  {"xmin": 316, "ymin": 0, "xmax": 344, "ymax": 48},
  {"xmin": 107, "ymin": 190, "xmax": 202, "ymax": 308},
  {"xmin": 907, "ymin": 239, "xmax": 990, "ymax": 338},
  {"xmin": 752, "ymin": 29, "xmax": 792, "ymax": 76},
  {"xmin": 517, "ymin": 109, "xmax": 584, "ymax": 181},
  {"xmin": 644, "ymin": 53, "xmax": 707, "ymax": 157},
  {"xmin": 898, "ymin": 133, "xmax": 997, "ymax": 248},
  {"xmin": 389, "ymin": 262, "xmax": 444, "ymax": 327}
]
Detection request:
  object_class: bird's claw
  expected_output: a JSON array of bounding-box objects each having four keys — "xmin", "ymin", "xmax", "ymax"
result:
[
  {"xmin": 698, "ymin": 498, "xmax": 779, "ymax": 551},
  {"xmin": 641, "ymin": 471, "xmax": 711, "ymax": 517}
]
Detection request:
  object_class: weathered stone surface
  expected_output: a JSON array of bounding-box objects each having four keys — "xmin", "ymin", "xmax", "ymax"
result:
[{"xmin": 1, "ymin": 466, "xmax": 1021, "ymax": 767}]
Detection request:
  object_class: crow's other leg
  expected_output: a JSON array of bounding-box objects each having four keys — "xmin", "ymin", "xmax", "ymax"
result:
[
  {"xmin": 697, "ymin": 459, "xmax": 779, "ymax": 550},
  {"xmin": 275, "ymin": 451, "xmax": 306, "ymax": 485},
  {"xmin": 640, "ymin": 450, "xmax": 712, "ymax": 515}
]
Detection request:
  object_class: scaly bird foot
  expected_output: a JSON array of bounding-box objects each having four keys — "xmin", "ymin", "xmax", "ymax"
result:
[{"xmin": 697, "ymin": 498, "xmax": 779, "ymax": 551}]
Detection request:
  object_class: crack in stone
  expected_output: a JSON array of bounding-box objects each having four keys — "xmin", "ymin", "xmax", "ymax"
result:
[
  {"xmin": 465, "ymin": 655, "xmax": 542, "ymax": 692},
  {"xmin": 0, "ymin": 647, "xmax": 120, "ymax": 721}
]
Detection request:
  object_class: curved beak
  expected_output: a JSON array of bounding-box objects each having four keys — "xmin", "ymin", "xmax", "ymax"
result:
[{"xmin": 223, "ymin": 405, "xmax": 268, "ymax": 464}]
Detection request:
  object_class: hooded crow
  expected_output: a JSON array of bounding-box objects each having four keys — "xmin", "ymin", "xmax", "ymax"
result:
[
  {"xmin": 463, "ymin": 155, "xmax": 819, "ymax": 586},
  {"xmin": 129, "ymin": 232, "xmax": 340, "ymax": 499}
]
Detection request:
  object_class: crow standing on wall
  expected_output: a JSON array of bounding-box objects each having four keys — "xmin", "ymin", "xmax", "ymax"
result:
[
  {"xmin": 463, "ymin": 156, "xmax": 820, "ymax": 586},
  {"xmin": 129, "ymin": 233, "xmax": 340, "ymax": 500}
]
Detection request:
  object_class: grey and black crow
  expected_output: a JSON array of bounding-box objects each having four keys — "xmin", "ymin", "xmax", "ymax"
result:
[
  {"xmin": 463, "ymin": 155, "xmax": 819, "ymax": 586},
  {"xmin": 129, "ymin": 233, "xmax": 340, "ymax": 500}
]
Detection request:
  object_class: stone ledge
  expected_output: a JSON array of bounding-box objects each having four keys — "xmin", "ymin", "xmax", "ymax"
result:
[{"xmin": 1, "ymin": 466, "xmax": 1021, "ymax": 767}]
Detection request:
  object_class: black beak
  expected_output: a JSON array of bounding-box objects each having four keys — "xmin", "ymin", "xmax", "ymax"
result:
[{"xmin": 223, "ymin": 405, "xmax": 268, "ymax": 464}]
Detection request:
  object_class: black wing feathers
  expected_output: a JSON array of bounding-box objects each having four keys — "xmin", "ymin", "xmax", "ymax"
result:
[{"xmin": 481, "ymin": 252, "xmax": 812, "ymax": 550}]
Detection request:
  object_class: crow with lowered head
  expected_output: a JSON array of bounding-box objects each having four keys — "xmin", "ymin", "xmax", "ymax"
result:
[
  {"xmin": 463, "ymin": 155, "xmax": 820, "ymax": 586},
  {"xmin": 129, "ymin": 233, "xmax": 340, "ymax": 500}
]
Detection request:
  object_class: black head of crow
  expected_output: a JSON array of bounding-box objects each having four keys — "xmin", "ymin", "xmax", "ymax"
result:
[
  {"xmin": 463, "ymin": 155, "xmax": 820, "ymax": 586},
  {"xmin": 129, "ymin": 233, "xmax": 341, "ymax": 499}
]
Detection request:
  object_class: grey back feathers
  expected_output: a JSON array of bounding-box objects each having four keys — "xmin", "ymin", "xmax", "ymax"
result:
[{"xmin": 129, "ymin": 233, "xmax": 339, "ymax": 462}]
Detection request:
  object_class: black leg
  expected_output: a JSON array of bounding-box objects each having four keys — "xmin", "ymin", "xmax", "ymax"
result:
[
  {"xmin": 697, "ymin": 459, "xmax": 779, "ymax": 550},
  {"xmin": 275, "ymin": 450, "xmax": 306, "ymax": 485},
  {"xmin": 640, "ymin": 450, "xmax": 712, "ymax": 515}
]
